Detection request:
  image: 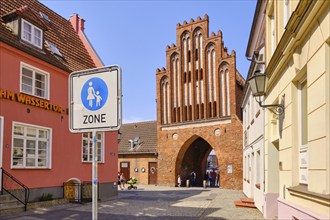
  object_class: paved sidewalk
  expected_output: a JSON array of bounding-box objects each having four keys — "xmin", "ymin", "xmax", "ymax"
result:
[{"xmin": 2, "ymin": 185, "xmax": 264, "ymax": 219}]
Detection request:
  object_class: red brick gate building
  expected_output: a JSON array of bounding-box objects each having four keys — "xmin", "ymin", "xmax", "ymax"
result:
[{"xmin": 156, "ymin": 15, "xmax": 244, "ymax": 190}]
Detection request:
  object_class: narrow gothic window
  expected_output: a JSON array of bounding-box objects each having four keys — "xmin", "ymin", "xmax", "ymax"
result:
[
  {"xmin": 161, "ymin": 77, "xmax": 170, "ymax": 124},
  {"xmin": 225, "ymin": 70, "xmax": 230, "ymax": 115}
]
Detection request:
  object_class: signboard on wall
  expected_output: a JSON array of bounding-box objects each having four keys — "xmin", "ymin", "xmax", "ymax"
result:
[
  {"xmin": 227, "ymin": 165, "xmax": 233, "ymax": 174},
  {"xmin": 69, "ymin": 65, "xmax": 122, "ymax": 132}
]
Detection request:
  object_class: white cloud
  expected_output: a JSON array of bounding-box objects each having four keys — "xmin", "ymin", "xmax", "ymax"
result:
[{"xmin": 122, "ymin": 117, "xmax": 144, "ymax": 124}]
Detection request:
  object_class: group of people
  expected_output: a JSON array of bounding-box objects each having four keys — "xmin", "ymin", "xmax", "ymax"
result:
[
  {"xmin": 204, "ymin": 170, "xmax": 219, "ymax": 187},
  {"xmin": 177, "ymin": 170, "xmax": 219, "ymax": 187},
  {"xmin": 177, "ymin": 170, "xmax": 197, "ymax": 187},
  {"xmin": 117, "ymin": 172, "xmax": 126, "ymax": 190}
]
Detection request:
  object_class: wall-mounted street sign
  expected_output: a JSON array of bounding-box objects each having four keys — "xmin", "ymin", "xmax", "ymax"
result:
[{"xmin": 69, "ymin": 65, "xmax": 122, "ymax": 132}]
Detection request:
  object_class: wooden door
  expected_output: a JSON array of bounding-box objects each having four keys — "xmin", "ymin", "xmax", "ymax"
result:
[
  {"xmin": 120, "ymin": 162, "xmax": 130, "ymax": 181},
  {"xmin": 148, "ymin": 162, "xmax": 157, "ymax": 185}
]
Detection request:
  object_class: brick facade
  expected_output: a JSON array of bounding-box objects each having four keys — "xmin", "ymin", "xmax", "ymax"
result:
[{"xmin": 156, "ymin": 15, "xmax": 244, "ymax": 190}]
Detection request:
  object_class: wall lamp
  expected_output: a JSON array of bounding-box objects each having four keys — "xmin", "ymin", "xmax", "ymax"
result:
[{"xmin": 247, "ymin": 70, "xmax": 285, "ymax": 115}]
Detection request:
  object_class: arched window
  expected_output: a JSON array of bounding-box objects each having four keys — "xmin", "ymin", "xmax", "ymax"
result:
[
  {"xmin": 194, "ymin": 29, "xmax": 203, "ymax": 119},
  {"xmin": 219, "ymin": 63, "xmax": 230, "ymax": 116},
  {"xmin": 181, "ymin": 32, "xmax": 191, "ymax": 121},
  {"xmin": 206, "ymin": 44, "xmax": 216, "ymax": 117},
  {"xmin": 170, "ymin": 54, "xmax": 179, "ymax": 122},
  {"xmin": 161, "ymin": 77, "xmax": 170, "ymax": 124},
  {"xmin": 225, "ymin": 69, "xmax": 230, "ymax": 115}
]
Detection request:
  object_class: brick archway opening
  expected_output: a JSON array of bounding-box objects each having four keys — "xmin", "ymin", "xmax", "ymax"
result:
[{"xmin": 175, "ymin": 136, "xmax": 216, "ymax": 187}]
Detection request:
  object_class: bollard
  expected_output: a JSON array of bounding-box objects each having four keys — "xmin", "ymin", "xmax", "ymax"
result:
[
  {"xmin": 186, "ymin": 179, "xmax": 190, "ymax": 187},
  {"xmin": 203, "ymin": 180, "xmax": 207, "ymax": 188}
]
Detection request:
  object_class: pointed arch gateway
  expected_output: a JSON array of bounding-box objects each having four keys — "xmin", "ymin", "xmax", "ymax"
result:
[
  {"xmin": 175, "ymin": 135, "xmax": 219, "ymax": 187},
  {"xmin": 156, "ymin": 15, "xmax": 243, "ymax": 190}
]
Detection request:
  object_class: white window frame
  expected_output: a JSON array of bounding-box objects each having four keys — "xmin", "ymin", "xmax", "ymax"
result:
[
  {"xmin": 256, "ymin": 150, "xmax": 261, "ymax": 184},
  {"xmin": 82, "ymin": 132, "xmax": 104, "ymax": 163},
  {"xmin": 20, "ymin": 62, "xmax": 50, "ymax": 100},
  {"xmin": 248, "ymin": 154, "xmax": 251, "ymax": 182},
  {"xmin": 11, "ymin": 122, "xmax": 52, "ymax": 169},
  {"xmin": 21, "ymin": 19, "xmax": 43, "ymax": 49},
  {"xmin": 270, "ymin": 14, "xmax": 275, "ymax": 55},
  {"xmin": 298, "ymin": 78, "xmax": 308, "ymax": 184}
]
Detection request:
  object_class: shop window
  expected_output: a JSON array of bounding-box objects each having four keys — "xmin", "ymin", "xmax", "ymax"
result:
[
  {"xmin": 82, "ymin": 132, "xmax": 104, "ymax": 163},
  {"xmin": 21, "ymin": 19, "xmax": 43, "ymax": 49},
  {"xmin": 12, "ymin": 123, "xmax": 51, "ymax": 168},
  {"xmin": 21, "ymin": 63, "xmax": 49, "ymax": 99}
]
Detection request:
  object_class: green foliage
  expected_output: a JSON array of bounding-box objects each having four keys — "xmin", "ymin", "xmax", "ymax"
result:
[{"xmin": 40, "ymin": 193, "xmax": 53, "ymax": 201}]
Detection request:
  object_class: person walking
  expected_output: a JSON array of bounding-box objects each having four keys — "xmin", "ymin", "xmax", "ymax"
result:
[
  {"xmin": 190, "ymin": 171, "xmax": 196, "ymax": 187},
  {"xmin": 120, "ymin": 173, "xmax": 126, "ymax": 190},
  {"xmin": 211, "ymin": 170, "xmax": 216, "ymax": 187},
  {"xmin": 118, "ymin": 172, "xmax": 123, "ymax": 190},
  {"xmin": 177, "ymin": 175, "xmax": 181, "ymax": 187}
]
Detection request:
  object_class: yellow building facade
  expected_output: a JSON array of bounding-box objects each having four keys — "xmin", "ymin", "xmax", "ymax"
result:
[{"xmin": 263, "ymin": 0, "xmax": 330, "ymax": 219}]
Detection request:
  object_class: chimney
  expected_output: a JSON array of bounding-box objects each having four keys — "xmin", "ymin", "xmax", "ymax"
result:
[
  {"xmin": 128, "ymin": 140, "xmax": 134, "ymax": 150},
  {"xmin": 69, "ymin": 13, "xmax": 85, "ymax": 33}
]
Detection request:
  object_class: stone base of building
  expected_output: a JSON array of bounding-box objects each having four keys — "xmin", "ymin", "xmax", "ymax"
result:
[
  {"xmin": 264, "ymin": 193, "xmax": 278, "ymax": 219},
  {"xmin": 27, "ymin": 182, "xmax": 117, "ymax": 203},
  {"xmin": 278, "ymin": 198, "xmax": 329, "ymax": 220}
]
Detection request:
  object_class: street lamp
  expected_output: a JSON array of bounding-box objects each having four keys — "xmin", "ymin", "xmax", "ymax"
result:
[{"xmin": 247, "ymin": 70, "xmax": 285, "ymax": 115}]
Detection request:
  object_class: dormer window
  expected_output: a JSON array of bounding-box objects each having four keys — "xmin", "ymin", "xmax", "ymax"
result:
[
  {"xmin": 129, "ymin": 137, "xmax": 142, "ymax": 151},
  {"xmin": 46, "ymin": 41, "xmax": 63, "ymax": 57},
  {"xmin": 133, "ymin": 136, "xmax": 141, "ymax": 146},
  {"xmin": 21, "ymin": 18, "xmax": 43, "ymax": 49},
  {"xmin": 39, "ymin": 12, "xmax": 50, "ymax": 23}
]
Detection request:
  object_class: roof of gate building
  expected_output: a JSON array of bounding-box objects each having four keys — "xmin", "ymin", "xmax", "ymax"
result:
[
  {"xmin": 0, "ymin": 0, "xmax": 96, "ymax": 72},
  {"xmin": 118, "ymin": 121, "xmax": 157, "ymax": 155}
]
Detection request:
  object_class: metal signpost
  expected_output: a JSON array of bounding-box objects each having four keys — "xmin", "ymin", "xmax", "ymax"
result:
[{"xmin": 69, "ymin": 65, "xmax": 122, "ymax": 220}]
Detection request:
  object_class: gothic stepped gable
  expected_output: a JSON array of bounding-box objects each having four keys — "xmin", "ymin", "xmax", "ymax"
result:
[{"xmin": 155, "ymin": 15, "xmax": 244, "ymax": 190}]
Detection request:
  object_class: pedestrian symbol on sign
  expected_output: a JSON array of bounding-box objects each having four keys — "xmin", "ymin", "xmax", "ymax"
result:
[{"xmin": 81, "ymin": 77, "xmax": 108, "ymax": 111}]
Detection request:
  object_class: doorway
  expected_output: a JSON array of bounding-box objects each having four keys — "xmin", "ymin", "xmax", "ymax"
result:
[
  {"xmin": 120, "ymin": 162, "xmax": 130, "ymax": 181},
  {"xmin": 148, "ymin": 162, "xmax": 157, "ymax": 185},
  {"xmin": 176, "ymin": 137, "xmax": 216, "ymax": 187}
]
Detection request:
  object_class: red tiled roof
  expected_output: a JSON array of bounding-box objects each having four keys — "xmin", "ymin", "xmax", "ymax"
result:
[
  {"xmin": 0, "ymin": 0, "xmax": 97, "ymax": 72},
  {"xmin": 118, "ymin": 121, "xmax": 157, "ymax": 155}
]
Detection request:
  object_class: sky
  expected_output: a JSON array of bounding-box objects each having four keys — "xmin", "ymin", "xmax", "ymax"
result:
[{"xmin": 40, "ymin": 0, "xmax": 257, "ymax": 123}]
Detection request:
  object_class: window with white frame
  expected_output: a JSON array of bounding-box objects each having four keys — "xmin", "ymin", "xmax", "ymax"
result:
[
  {"xmin": 21, "ymin": 63, "xmax": 49, "ymax": 99},
  {"xmin": 12, "ymin": 123, "xmax": 51, "ymax": 168},
  {"xmin": 21, "ymin": 19, "xmax": 43, "ymax": 49},
  {"xmin": 82, "ymin": 132, "xmax": 104, "ymax": 163},
  {"xmin": 250, "ymin": 95, "xmax": 254, "ymax": 123},
  {"xmin": 256, "ymin": 150, "xmax": 261, "ymax": 184},
  {"xmin": 299, "ymin": 79, "xmax": 308, "ymax": 184},
  {"xmin": 244, "ymin": 156, "xmax": 246, "ymax": 180}
]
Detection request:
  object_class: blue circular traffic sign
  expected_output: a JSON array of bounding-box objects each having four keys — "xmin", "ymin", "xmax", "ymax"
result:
[{"xmin": 81, "ymin": 77, "xmax": 108, "ymax": 111}]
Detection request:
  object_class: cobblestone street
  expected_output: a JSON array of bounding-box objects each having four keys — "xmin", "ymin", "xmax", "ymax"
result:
[{"xmin": 2, "ymin": 185, "xmax": 264, "ymax": 220}]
